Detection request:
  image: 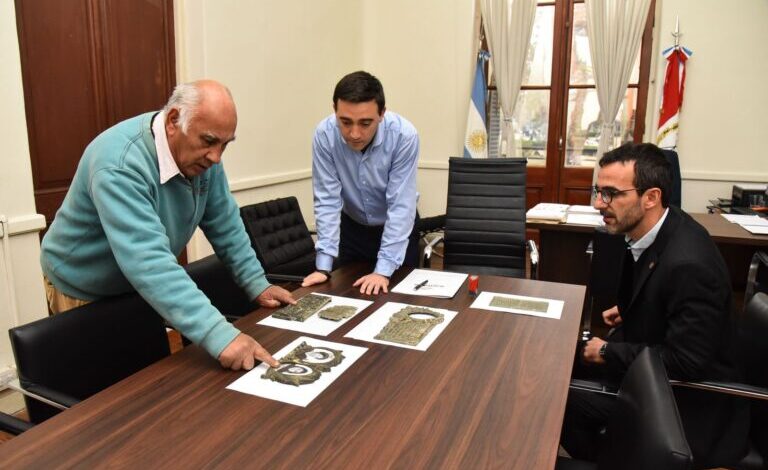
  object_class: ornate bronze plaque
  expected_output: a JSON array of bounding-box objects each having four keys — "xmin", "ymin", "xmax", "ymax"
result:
[
  {"xmin": 375, "ymin": 306, "xmax": 444, "ymax": 346},
  {"xmin": 261, "ymin": 362, "xmax": 321, "ymax": 386},
  {"xmin": 271, "ymin": 293, "xmax": 331, "ymax": 322},
  {"xmin": 261, "ymin": 341, "xmax": 345, "ymax": 386},
  {"xmin": 318, "ymin": 305, "xmax": 357, "ymax": 322},
  {"xmin": 489, "ymin": 295, "xmax": 549, "ymax": 313}
]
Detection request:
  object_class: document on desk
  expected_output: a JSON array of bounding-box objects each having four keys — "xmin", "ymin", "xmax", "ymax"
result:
[
  {"xmin": 470, "ymin": 292, "xmax": 564, "ymax": 319},
  {"xmin": 226, "ymin": 336, "xmax": 367, "ymax": 407},
  {"xmin": 721, "ymin": 214, "xmax": 768, "ymax": 226},
  {"xmin": 391, "ymin": 269, "xmax": 468, "ymax": 298},
  {"xmin": 258, "ymin": 294, "xmax": 373, "ymax": 336},
  {"xmin": 565, "ymin": 213, "xmax": 604, "ymax": 226},
  {"xmin": 344, "ymin": 302, "xmax": 458, "ymax": 351},
  {"xmin": 743, "ymin": 224, "xmax": 768, "ymax": 235}
]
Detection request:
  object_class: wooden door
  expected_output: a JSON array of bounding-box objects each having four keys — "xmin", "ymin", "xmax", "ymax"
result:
[{"xmin": 14, "ymin": 0, "xmax": 176, "ymax": 229}]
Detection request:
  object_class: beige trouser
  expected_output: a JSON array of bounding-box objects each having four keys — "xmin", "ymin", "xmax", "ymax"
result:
[{"xmin": 44, "ymin": 276, "xmax": 90, "ymax": 313}]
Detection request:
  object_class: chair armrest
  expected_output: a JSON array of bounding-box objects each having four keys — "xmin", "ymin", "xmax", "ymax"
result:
[
  {"xmin": 669, "ymin": 380, "xmax": 768, "ymax": 401},
  {"xmin": 422, "ymin": 234, "xmax": 444, "ymax": 268},
  {"xmin": 0, "ymin": 412, "xmax": 33, "ymax": 435},
  {"xmin": 569, "ymin": 378, "xmax": 619, "ymax": 396},
  {"xmin": 265, "ymin": 274, "xmax": 306, "ymax": 283},
  {"xmin": 527, "ymin": 240, "xmax": 539, "ymax": 279},
  {"xmin": 9, "ymin": 379, "xmax": 78, "ymax": 410}
]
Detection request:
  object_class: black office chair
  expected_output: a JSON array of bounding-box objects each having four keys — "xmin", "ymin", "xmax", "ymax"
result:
[
  {"xmin": 558, "ymin": 348, "xmax": 693, "ymax": 470},
  {"xmin": 669, "ymin": 291, "xmax": 768, "ymax": 470},
  {"xmin": 744, "ymin": 251, "xmax": 768, "ymax": 306},
  {"xmin": 424, "ymin": 157, "xmax": 537, "ymax": 278},
  {"xmin": 661, "ymin": 148, "xmax": 682, "ymax": 208},
  {"xmin": 185, "ymin": 254, "xmax": 255, "ymax": 320},
  {"xmin": 6, "ymin": 292, "xmax": 170, "ymax": 427},
  {"xmin": 580, "ymin": 228, "xmax": 626, "ymax": 340},
  {"xmin": 240, "ymin": 196, "xmax": 315, "ymax": 282}
]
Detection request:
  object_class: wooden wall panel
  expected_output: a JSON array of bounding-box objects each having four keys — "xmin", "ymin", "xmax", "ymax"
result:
[{"xmin": 15, "ymin": 0, "xmax": 175, "ymax": 228}]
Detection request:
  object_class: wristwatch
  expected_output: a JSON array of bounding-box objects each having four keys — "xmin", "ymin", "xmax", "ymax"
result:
[
  {"xmin": 599, "ymin": 343, "xmax": 608, "ymax": 359},
  {"xmin": 318, "ymin": 270, "xmax": 331, "ymax": 280}
]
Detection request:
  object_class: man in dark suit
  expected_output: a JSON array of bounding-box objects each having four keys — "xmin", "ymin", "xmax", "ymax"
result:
[{"xmin": 560, "ymin": 143, "xmax": 749, "ymax": 468}]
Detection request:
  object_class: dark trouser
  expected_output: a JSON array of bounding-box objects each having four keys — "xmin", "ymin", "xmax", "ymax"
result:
[
  {"xmin": 337, "ymin": 211, "xmax": 420, "ymax": 270},
  {"xmin": 560, "ymin": 387, "xmax": 617, "ymax": 461}
]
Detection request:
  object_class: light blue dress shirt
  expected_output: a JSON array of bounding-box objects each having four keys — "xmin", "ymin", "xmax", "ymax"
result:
[{"xmin": 312, "ymin": 111, "xmax": 419, "ymax": 277}]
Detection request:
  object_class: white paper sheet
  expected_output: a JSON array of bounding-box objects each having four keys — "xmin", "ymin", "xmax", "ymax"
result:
[
  {"xmin": 470, "ymin": 291, "xmax": 564, "ymax": 320},
  {"xmin": 258, "ymin": 294, "xmax": 373, "ymax": 336},
  {"xmin": 721, "ymin": 214, "xmax": 768, "ymax": 226},
  {"xmin": 344, "ymin": 302, "xmax": 458, "ymax": 351},
  {"xmin": 390, "ymin": 269, "xmax": 468, "ymax": 298},
  {"xmin": 226, "ymin": 336, "xmax": 367, "ymax": 407},
  {"xmin": 743, "ymin": 225, "xmax": 768, "ymax": 235},
  {"xmin": 565, "ymin": 213, "xmax": 604, "ymax": 226},
  {"xmin": 567, "ymin": 205, "xmax": 600, "ymax": 214}
]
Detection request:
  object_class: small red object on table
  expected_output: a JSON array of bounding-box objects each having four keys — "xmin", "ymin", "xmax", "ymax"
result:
[{"xmin": 468, "ymin": 275, "xmax": 479, "ymax": 295}]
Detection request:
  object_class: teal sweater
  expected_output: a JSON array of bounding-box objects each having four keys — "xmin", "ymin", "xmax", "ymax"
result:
[{"xmin": 41, "ymin": 112, "xmax": 271, "ymax": 358}]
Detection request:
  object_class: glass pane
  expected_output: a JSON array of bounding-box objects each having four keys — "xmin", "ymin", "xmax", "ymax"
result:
[
  {"xmin": 563, "ymin": 87, "xmax": 638, "ymax": 168},
  {"xmin": 521, "ymin": 5, "xmax": 554, "ymax": 86},
  {"xmin": 570, "ymin": 4, "xmax": 641, "ymax": 85},
  {"xmin": 570, "ymin": 4, "xmax": 593, "ymax": 85},
  {"xmin": 506, "ymin": 89, "xmax": 549, "ymax": 166}
]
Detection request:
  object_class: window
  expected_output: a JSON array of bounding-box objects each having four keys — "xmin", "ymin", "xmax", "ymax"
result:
[{"xmin": 488, "ymin": 0, "xmax": 655, "ymax": 205}]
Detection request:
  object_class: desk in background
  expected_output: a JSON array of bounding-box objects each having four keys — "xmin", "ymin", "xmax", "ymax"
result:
[
  {"xmin": 528, "ymin": 213, "xmax": 768, "ymax": 306},
  {"xmin": 0, "ymin": 264, "xmax": 584, "ymax": 469}
]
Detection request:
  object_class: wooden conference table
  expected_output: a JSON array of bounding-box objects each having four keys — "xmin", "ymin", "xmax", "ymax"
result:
[
  {"xmin": 529, "ymin": 212, "xmax": 768, "ymax": 293},
  {"xmin": 0, "ymin": 264, "xmax": 584, "ymax": 469}
]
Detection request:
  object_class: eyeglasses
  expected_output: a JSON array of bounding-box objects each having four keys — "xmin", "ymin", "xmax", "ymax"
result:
[{"xmin": 592, "ymin": 185, "xmax": 642, "ymax": 203}]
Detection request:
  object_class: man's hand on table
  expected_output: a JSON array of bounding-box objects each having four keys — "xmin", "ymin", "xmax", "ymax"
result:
[
  {"xmin": 353, "ymin": 273, "xmax": 389, "ymax": 295},
  {"xmin": 255, "ymin": 285, "xmax": 296, "ymax": 308},
  {"xmin": 301, "ymin": 271, "xmax": 330, "ymax": 287},
  {"xmin": 219, "ymin": 333, "xmax": 279, "ymax": 370}
]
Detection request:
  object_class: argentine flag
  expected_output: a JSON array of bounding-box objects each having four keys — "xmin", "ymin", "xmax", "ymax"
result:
[{"xmin": 464, "ymin": 51, "xmax": 489, "ymax": 158}]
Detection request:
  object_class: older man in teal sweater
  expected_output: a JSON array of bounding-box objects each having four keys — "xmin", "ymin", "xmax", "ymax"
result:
[{"xmin": 41, "ymin": 80, "xmax": 294, "ymax": 370}]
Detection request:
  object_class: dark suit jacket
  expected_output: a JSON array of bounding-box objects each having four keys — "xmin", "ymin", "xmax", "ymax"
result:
[{"xmin": 604, "ymin": 206, "xmax": 749, "ymax": 467}]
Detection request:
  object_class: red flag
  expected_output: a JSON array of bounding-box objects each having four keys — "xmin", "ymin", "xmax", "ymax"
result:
[{"xmin": 657, "ymin": 47, "xmax": 691, "ymax": 149}]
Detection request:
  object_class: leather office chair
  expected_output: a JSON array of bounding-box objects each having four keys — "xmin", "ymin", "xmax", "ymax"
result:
[
  {"xmin": 581, "ymin": 228, "xmax": 626, "ymax": 339},
  {"xmin": 669, "ymin": 291, "xmax": 768, "ymax": 470},
  {"xmin": 744, "ymin": 251, "xmax": 768, "ymax": 306},
  {"xmin": 6, "ymin": 292, "xmax": 170, "ymax": 426},
  {"xmin": 558, "ymin": 348, "xmax": 693, "ymax": 470},
  {"xmin": 240, "ymin": 196, "xmax": 315, "ymax": 282},
  {"xmin": 424, "ymin": 157, "xmax": 537, "ymax": 278},
  {"xmin": 185, "ymin": 254, "xmax": 255, "ymax": 320},
  {"xmin": 661, "ymin": 148, "xmax": 682, "ymax": 208}
]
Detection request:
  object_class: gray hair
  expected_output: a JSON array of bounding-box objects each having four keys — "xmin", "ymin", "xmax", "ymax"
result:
[{"xmin": 163, "ymin": 83, "xmax": 201, "ymax": 134}]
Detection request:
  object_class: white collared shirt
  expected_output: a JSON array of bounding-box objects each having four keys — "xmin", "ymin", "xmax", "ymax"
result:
[
  {"xmin": 152, "ymin": 111, "xmax": 182, "ymax": 184},
  {"xmin": 626, "ymin": 208, "xmax": 670, "ymax": 261}
]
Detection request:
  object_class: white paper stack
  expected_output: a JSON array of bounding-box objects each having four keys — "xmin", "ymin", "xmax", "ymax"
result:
[{"xmin": 526, "ymin": 203, "xmax": 569, "ymax": 223}]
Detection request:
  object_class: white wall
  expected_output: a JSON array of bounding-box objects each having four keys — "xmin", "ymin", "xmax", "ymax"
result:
[
  {"xmin": 175, "ymin": 0, "xmax": 364, "ymax": 259},
  {"xmin": 0, "ymin": 0, "xmax": 48, "ymax": 371},
  {"xmin": 649, "ymin": 0, "xmax": 768, "ymax": 211}
]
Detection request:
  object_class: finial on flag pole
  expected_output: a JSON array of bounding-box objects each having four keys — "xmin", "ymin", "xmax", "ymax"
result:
[{"xmin": 672, "ymin": 16, "xmax": 681, "ymax": 48}]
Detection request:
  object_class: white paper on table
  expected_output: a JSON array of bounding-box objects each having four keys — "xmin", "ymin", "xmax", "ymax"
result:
[
  {"xmin": 721, "ymin": 214, "xmax": 768, "ymax": 226},
  {"xmin": 567, "ymin": 205, "xmax": 600, "ymax": 214},
  {"xmin": 226, "ymin": 336, "xmax": 367, "ymax": 407},
  {"xmin": 565, "ymin": 213, "xmax": 604, "ymax": 226},
  {"xmin": 258, "ymin": 294, "xmax": 373, "ymax": 336},
  {"xmin": 743, "ymin": 224, "xmax": 768, "ymax": 235},
  {"xmin": 391, "ymin": 269, "xmax": 468, "ymax": 298},
  {"xmin": 470, "ymin": 291, "xmax": 564, "ymax": 320},
  {"xmin": 344, "ymin": 301, "xmax": 458, "ymax": 351}
]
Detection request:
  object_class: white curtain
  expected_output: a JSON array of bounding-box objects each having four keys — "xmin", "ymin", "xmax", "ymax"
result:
[
  {"xmin": 481, "ymin": 0, "xmax": 537, "ymax": 157},
  {"xmin": 585, "ymin": 0, "xmax": 652, "ymax": 183}
]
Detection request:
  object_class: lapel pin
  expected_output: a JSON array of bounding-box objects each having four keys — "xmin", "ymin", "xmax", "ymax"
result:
[{"xmin": 649, "ymin": 261, "xmax": 655, "ymax": 270}]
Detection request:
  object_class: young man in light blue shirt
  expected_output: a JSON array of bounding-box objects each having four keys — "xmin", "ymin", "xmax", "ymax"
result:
[{"xmin": 302, "ymin": 71, "xmax": 420, "ymax": 295}]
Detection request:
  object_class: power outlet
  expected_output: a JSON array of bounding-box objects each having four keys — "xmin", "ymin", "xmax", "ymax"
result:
[{"xmin": 0, "ymin": 366, "xmax": 18, "ymax": 389}]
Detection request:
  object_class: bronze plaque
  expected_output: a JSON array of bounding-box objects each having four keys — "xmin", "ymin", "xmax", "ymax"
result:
[
  {"xmin": 272, "ymin": 294, "xmax": 331, "ymax": 322},
  {"xmin": 489, "ymin": 295, "xmax": 549, "ymax": 313},
  {"xmin": 262, "ymin": 341, "xmax": 345, "ymax": 386},
  {"xmin": 318, "ymin": 305, "xmax": 358, "ymax": 322},
  {"xmin": 375, "ymin": 306, "xmax": 444, "ymax": 346}
]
